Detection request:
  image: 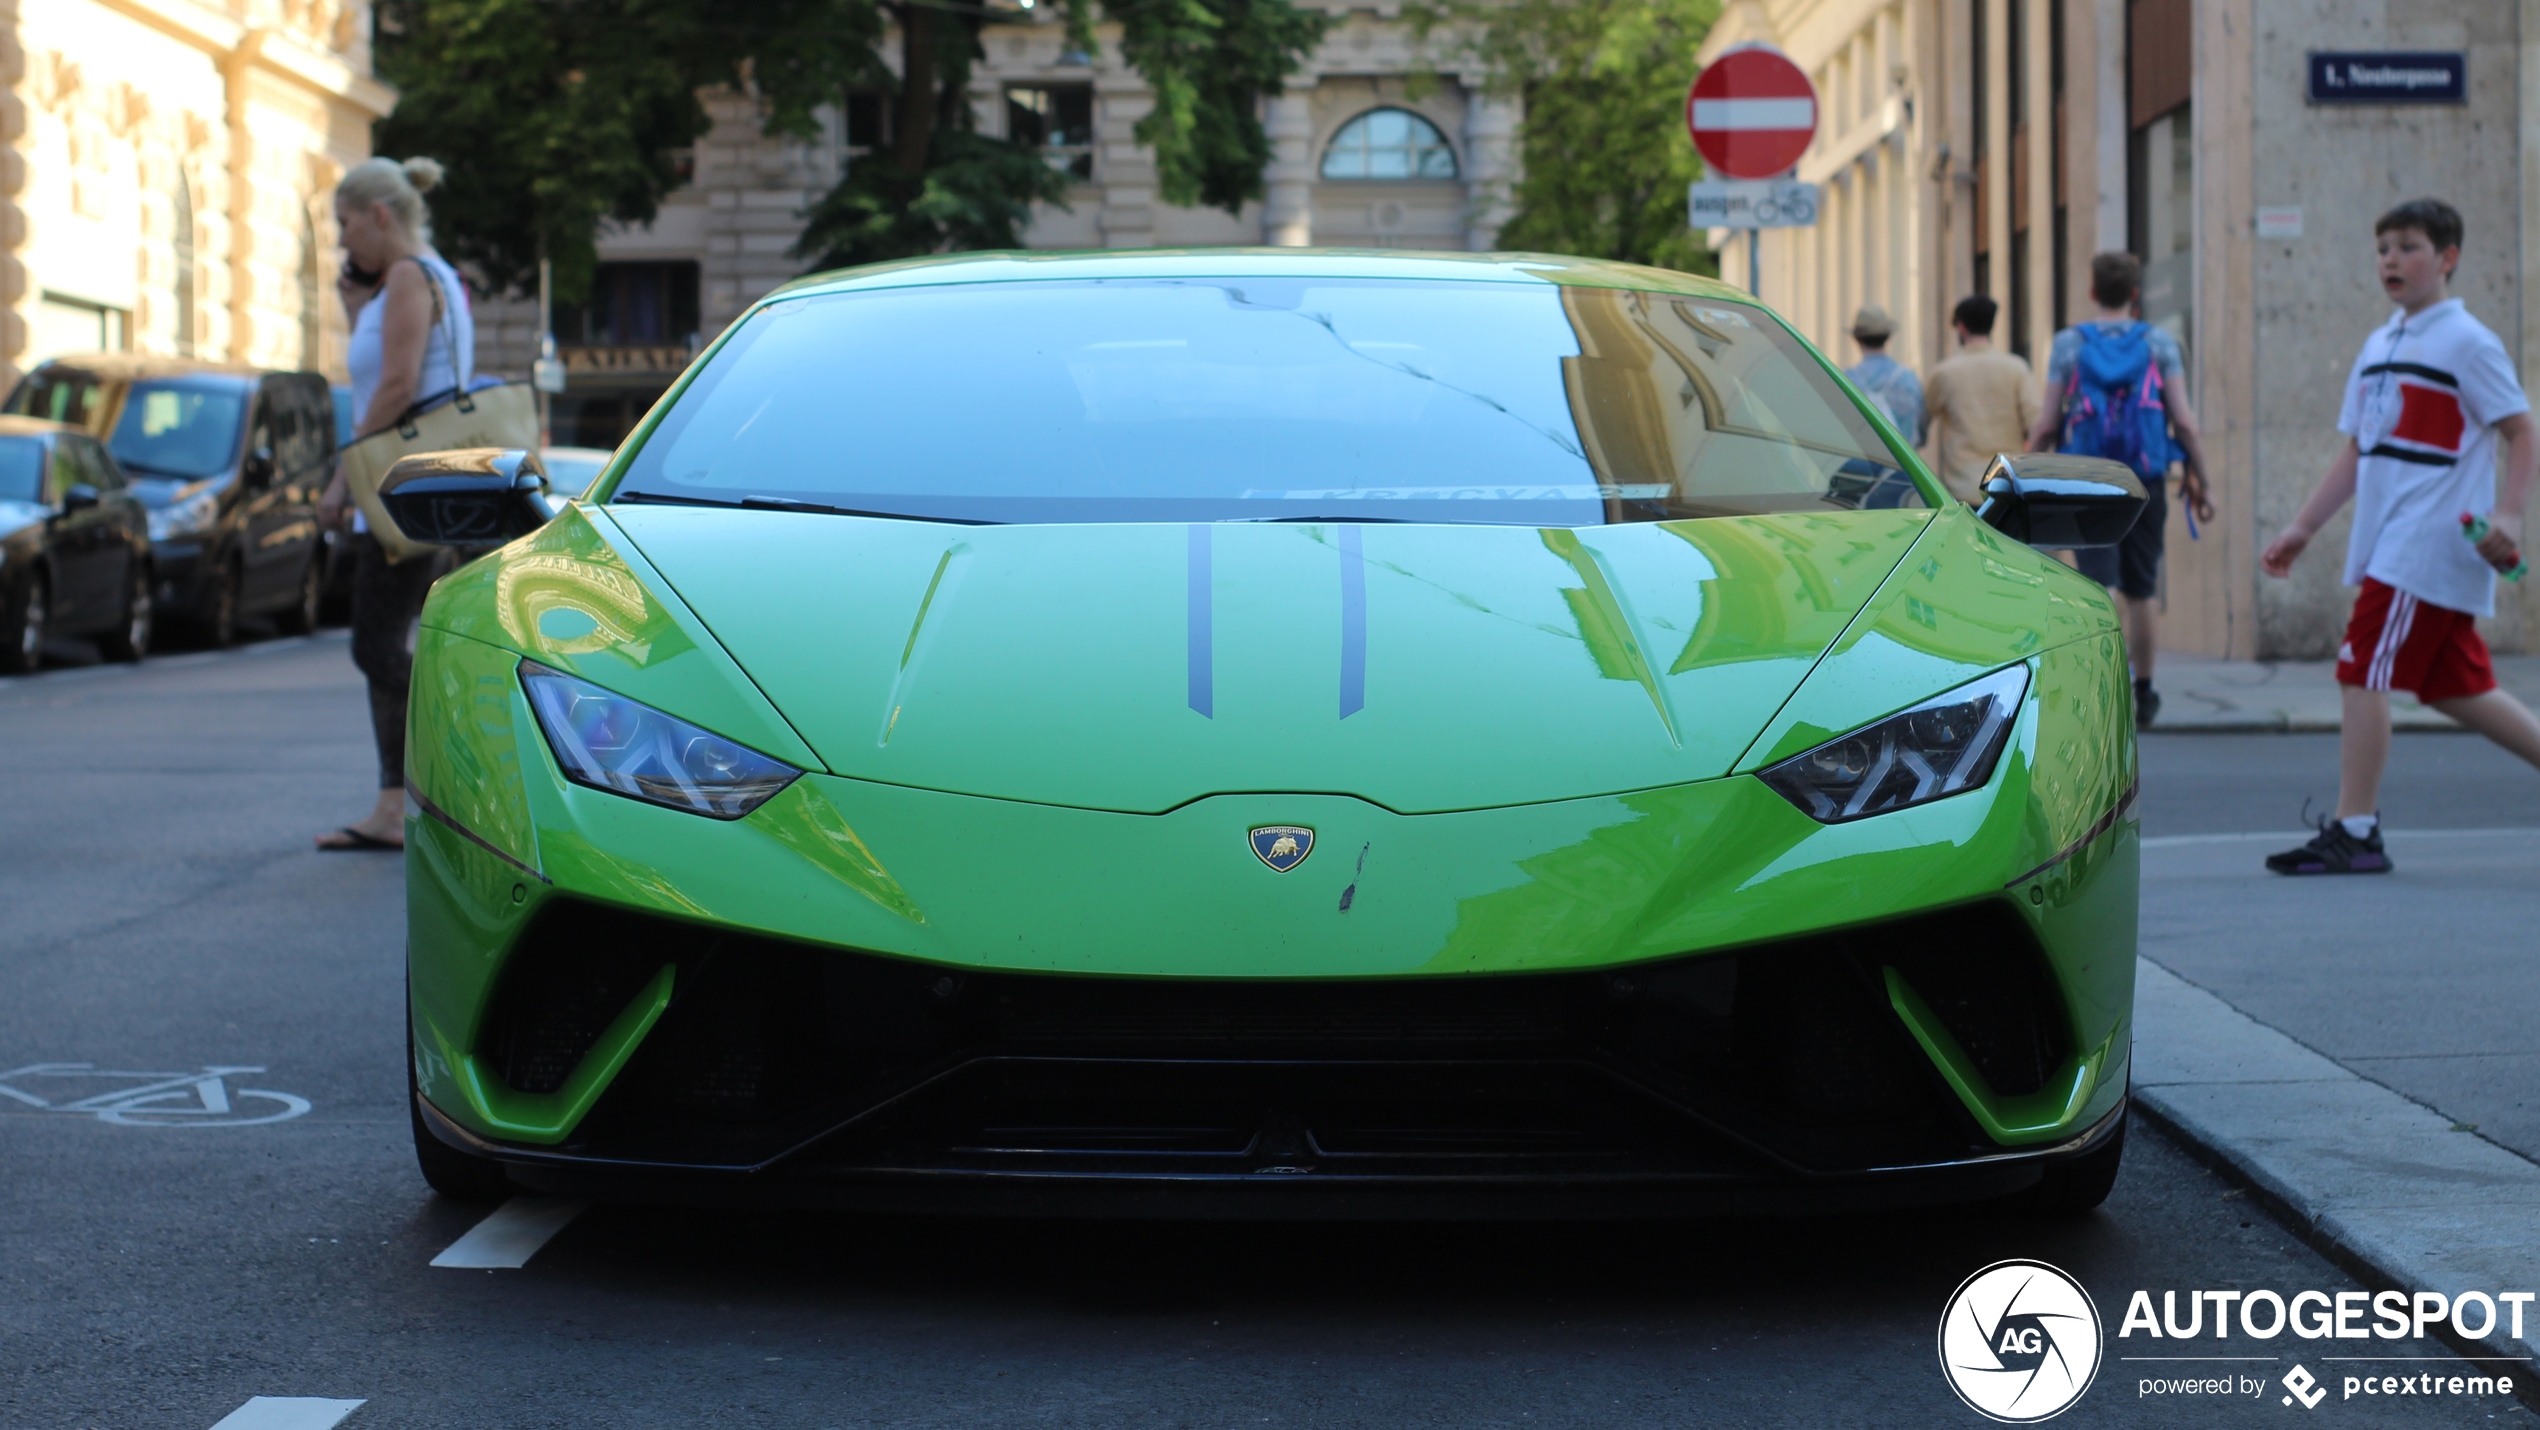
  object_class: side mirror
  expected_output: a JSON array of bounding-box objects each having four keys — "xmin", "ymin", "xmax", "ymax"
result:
[
  {"xmin": 377, "ymin": 448, "xmax": 556, "ymax": 547},
  {"xmin": 244, "ymin": 446, "xmax": 276, "ymax": 487},
  {"xmin": 59, "ymin": 483, "xmax": 99, "ymax": 514},
  {"xmin": 1973, "ymin": 453, "xmax": 2148, "ymax": 548}
]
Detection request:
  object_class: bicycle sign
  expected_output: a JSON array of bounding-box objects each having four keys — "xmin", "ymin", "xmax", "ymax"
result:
[{"xmin": 0, "ymin": 1063, "xmax": 311, "ymax": 1127}]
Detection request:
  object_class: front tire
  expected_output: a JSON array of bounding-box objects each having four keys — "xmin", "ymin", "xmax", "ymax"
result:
[
  {"xmin": 407, "ymin": 999, "xmax": 513, "ymax": 1201},
  {"xmin": 1, "ymin": 573, "xmax": 47, "ymax": 674},
  {"xmin": 99, "ymin": 565, "xmax": 152, "ymax": 663},
  {"xmin": 2028, "ymin": 1109, "xmax": 2126, "ymax": 1214}
]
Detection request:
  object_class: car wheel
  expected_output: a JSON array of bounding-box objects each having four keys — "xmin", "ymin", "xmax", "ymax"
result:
[
  {"xmin": 2028, "ymin": 1107, "xmax": 2125, "ymax": 1214},
  {"xmin": 99, "ymin": 565, "xmax": 152, "ymax": 663},
  {"xmin": 0, "ymin": 573, "xmax": 47, "ymax": 675},
  {"xmin": 208, "ymin": 558, "xmax": 243, "ymax": 649},
  {"xmin": 408, "ymin": 998, "xmax": 514, "ymax": 1201},
  {"xmin": 276, "ymin": 553, "xmax": 320, "ymax": 636}
]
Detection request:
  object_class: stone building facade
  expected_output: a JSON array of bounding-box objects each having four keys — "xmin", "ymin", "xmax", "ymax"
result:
[
  {"xmin": 481, "ymin": 6, "xmax": 1521, "ymax": 450},
  {"xmin": 1700, "ymin": 0, "xmax": 2540, "ymax": 659},
  {"xmin": 4, "ymin": 0, "xmax": 392, "ymax": 387}
]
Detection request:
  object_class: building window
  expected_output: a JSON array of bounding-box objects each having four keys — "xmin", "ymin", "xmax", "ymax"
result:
[
  {"xmin": 300, "ymin": 212, "xmax": 324, "ymax": 372},
  {"xmin": 556, "ymin": 262, "xmax": 702, "ymax": 348},
  {"xmin": 1321, "ymin": 108, "xmax": 1458, "ymax": 180},
  {"xmin": 35, "ymin": 293, "xmax": 128, "ymax": 363},
  {"xmin": 173, "ymin": 175, "xmax": 196, "ymax": 357},
  {"xmin": 1007, "ymin": 85, "xmax": 1094, "ymax": 180}
]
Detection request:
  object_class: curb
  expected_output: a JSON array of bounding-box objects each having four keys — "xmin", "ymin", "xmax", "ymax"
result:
[{"xmin": 2131, "ymin": 958, "xmax": 2540, "ymax": 1412}]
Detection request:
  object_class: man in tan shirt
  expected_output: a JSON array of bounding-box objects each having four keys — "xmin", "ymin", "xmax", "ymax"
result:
[{"xmin": 1923, "ymin": 295, "xmax": 2040, "ymax": 502}]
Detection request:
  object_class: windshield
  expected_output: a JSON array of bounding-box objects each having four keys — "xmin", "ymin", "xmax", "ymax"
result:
[
  {"xmin": 0, "ymin": 437, "xmax": 42, "ymax": 503},
  {"xmin": 107, "ymin": 380, "xmax": 248, "ymax": 480},
  {"xmin": 611, "ymin": 277, "xmax": 1919, "ymax": 524}
]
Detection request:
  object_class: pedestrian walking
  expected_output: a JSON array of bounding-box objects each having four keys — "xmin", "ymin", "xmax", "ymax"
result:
[
  {"xmin": 313, "ymin": 156, "xmax": 472, "ymax": 852},
  {"xmin": 2259, "ymin": 198, "xmax": 2540, "ymax": 874},
  {"xmin": 2028, "ymin": 252, "xmax": 2215, "ymax": 730},
  {"xmin": 1922, "ymin": 296, "xmax": 2037, "ymax": 505},
  {"xmin": 1843, "ymin": 305, "xmax": 1926, "ymax": 449}
]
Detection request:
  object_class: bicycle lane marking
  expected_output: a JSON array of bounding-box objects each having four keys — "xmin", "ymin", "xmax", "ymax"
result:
[
  {"xmin": 207, "ymin": 1396, "xmax": 366, "ymax": 1430},
  {"xmin": 0, "ymin": 1063, "xmax": 311, "ymax": 1125},
  {"xmin": 431, "ymin": 1196, "xmax": 588, "ymax": 1269}
]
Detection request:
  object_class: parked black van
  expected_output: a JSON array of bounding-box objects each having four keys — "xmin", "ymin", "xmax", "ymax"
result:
[{"xmin": 5, "ymin": 356, "xmax": 336, "ymax": 645}]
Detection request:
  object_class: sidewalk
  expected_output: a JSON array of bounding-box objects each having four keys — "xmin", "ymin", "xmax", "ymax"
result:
[
  {"xmin": 2150, "ymin": 652, "xmax": 2540, "ymax": 732},
  {"xmin": 2130, "ymin": 830, "xmax": 2540, "ymax": 1399}
]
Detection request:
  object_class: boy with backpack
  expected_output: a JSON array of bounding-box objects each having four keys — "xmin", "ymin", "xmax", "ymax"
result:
[
  {"xmin": 2028, "ymin": 251, "xmax": 2216, "ymax": 729},
  {"xmin": 2259, "ymin": 198, "xmax": 2540, "ymax": 875}
]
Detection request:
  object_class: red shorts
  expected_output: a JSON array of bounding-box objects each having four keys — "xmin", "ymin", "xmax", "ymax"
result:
[{"xmin": 2335, "ymin": 578, "xmax": 2496, "ymax": 702}]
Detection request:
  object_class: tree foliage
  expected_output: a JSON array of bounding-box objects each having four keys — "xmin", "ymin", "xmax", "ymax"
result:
[
  {"xmin": 372, "ymin": 0, "xmax": 1330, "ymax": 299},
  {"xmin": 1411, "ymin": 0, "xmax": 1718, "ymax": 272}
]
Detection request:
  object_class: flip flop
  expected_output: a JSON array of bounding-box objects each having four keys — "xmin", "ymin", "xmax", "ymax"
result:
[{"xmin": 317, "ymin": 827, "xmax": 402, "ymax": 852}]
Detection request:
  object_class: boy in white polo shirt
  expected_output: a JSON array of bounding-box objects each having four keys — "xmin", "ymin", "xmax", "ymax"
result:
[{"xmin": 2260, "ymin": 199, "xmax": 2540, "ymax": 874}]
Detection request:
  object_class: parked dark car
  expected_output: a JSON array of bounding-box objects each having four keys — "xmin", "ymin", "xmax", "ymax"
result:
[
  {"xmin": 6, "ymin": 355, "xmax": 335, "ymax": 644},
  {"xmin": 0, "ymin": 417, "xmax": 153, "ymax": 672}
]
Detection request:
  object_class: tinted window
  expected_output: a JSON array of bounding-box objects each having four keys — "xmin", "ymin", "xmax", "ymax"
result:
[
  {"xmin": 108, "ymin": 379, "xmax": 249, "ymax": 480},
  {"xmin": 614, "ymin": 278, "xmax": 1915, "ymax": 525},
  {"xmin": 0, "ymin": 438, "xmax": 42, "ymax": 503},
  {"xmin": 5, "ymin": 369, "xmax": 106, "ymax": 429},
  {"xmin": 71, "ymin": 437, "xmax": 123, "ymax": 491}
]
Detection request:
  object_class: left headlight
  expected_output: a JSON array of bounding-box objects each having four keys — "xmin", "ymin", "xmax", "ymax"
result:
[
  {"xmin": 519, "ymin": 659, "xmax": 800, "ymax": 819},
  {"xmin": 1758, "ymin": 665, "xmax": 2029, "ymax": 824},
  {"xmin": 147, "ymin": 486, "xmax": 219, "ymax": 542}
]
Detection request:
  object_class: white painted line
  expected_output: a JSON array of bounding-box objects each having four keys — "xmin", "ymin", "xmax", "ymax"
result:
[
  {"xmin": 2142, "ymin": 826, "xmax": 2540, "ymax": 849},
  {"xmin": 430, "ymin": 1195, "xmax": 587, "ymax": 1269},
  {"xmin": 208, "ymin": 1397, "xmax": 366, "ymax": 1430}
]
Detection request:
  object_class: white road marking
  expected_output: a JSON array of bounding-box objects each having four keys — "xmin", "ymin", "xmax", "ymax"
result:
[
  {"xmin": 207, "ymin": 1397, "xmax": 366, "ymax": 1430},
  {"xmin": 2142, "ymin": 826, "xmax": 2540, "ymax": 849},
  {"xmin": 430, "ymin": 1196, "xmax": 588, "ymax": 1269}
]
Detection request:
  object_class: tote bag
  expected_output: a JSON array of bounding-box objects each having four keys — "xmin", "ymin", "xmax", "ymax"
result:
[{"xmin": 341, "ymin": 259, "xmax": 540, "ymax": 563}]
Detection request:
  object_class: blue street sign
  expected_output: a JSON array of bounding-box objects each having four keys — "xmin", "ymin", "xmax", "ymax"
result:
[{"xmin": 2307, "ymin": 52, "xmax": 2464, "ymax": 105}]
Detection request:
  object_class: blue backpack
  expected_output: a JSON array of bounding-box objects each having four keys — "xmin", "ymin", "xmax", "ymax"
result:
[{"xmin": 2058, "ymin": 322, "xmax": 2175, "ymax": 479}]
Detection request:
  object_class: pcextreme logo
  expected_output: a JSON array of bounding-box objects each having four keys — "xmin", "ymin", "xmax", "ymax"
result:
[{"xmin": 1939, "ymin": 1260, "xmax": 2104, "ymax": 1422}]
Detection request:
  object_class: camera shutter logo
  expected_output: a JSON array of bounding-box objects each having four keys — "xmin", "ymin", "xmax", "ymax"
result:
[{"xmin": 1938, "ymin": 1259, "xmax": 2103, "ymax": 1422}]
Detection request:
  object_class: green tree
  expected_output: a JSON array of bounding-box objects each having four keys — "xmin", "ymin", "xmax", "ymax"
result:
[
  {"xmin": 372, "ymin": 0, "xmax": 1330, "ymax": 300},
  {"xmin": 1412, "ymin": 0, "xmax": 1718, "ymax": 272}
]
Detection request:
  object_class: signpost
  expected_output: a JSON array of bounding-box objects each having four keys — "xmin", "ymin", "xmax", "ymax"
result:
[{"xmin": 1687, "ymin": 44, "xmax": 1820, "ymax": 295}]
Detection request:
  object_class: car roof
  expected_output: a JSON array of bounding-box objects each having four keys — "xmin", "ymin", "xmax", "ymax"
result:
[
  {"xmin": 0, "ymin": 415, "xmax": 76, "ymax": 439},
  {"xmin": 765, "ymin": 248, "xmax": 1758, "ymax": 306},
  {"xmin": 27, "ymin": 352, "xmax": 277, "ymax": 384}
]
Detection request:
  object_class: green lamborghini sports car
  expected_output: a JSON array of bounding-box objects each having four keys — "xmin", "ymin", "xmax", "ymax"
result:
[{"xmin": 390, "ymin": 250, "xmax": 2147, "ymax": 1217}]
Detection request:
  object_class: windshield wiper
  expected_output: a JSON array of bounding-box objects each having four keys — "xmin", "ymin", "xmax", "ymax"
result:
[{"xmin": 613, "ymin": 489, "xmax": 998, "ymax": 525}]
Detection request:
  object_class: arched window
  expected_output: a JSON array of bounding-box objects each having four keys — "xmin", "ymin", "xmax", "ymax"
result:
[
  {"xmin": 1320, "ymin": 108, "xmax": 1458, "ymax": 180},
  {"xmin": 172, "ymin": 173, "xmax": 196, "ymax": 357},
  {"xmin": 300, "ymin": 211, "xmax": 323, "ymax": 370}
]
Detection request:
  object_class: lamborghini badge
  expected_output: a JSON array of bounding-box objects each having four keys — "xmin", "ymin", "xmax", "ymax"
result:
[{"xmin": 1249, "ymin": 825, "xmax": 1315, "ymax": 872}]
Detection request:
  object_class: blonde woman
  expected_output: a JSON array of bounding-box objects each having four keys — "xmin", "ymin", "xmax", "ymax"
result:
[{"xmin": 315, "ymin": 156, "xmax": 473, "ymax": 851}]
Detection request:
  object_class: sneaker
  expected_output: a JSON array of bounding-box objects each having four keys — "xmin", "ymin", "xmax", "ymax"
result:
[
  {"xmin": 2264, "ymin": 817, "xmax": 2392, "ymax": 875},
  {"xmin": 2134, "ymin": 681, "xmax": 2161, "ymax": 731}
]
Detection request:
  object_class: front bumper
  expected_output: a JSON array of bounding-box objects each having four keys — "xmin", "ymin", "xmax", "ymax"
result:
[
  {"xmin": 150, "ymin": 541, "xmax": 211, "ymax": 618},
  {"xmin": 412, "ymin": 897, "xmax": 2130, "ymax": 1217}
]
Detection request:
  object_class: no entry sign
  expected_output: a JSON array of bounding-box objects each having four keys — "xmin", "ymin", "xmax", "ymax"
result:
[{"xmin": 1688, "ymin": 44, "xmax": 1819, "ymax": 180}]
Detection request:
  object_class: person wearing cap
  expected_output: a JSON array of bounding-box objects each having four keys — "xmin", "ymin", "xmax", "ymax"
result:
[{"xmin": 1843, "ymin": 304, "xmax": 1926, "ymax": 450}]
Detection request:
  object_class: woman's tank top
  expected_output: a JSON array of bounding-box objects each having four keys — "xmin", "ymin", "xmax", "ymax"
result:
[{"xmin": 345, "ymin": 251, "xmax": 474, "ymax": 431}]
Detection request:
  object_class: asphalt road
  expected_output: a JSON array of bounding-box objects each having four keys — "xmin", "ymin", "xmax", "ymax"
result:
[{"xmin": 1, "ymin": 638, "xmax": 2522, "ymax": 1429}]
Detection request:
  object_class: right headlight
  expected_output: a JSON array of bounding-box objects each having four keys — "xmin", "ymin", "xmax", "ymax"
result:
[
  {"xmin": 519, "ymin": 659, "xmax": 800, "ymax": 818},
  {"xmin": 1758, "ymin": 665, "xmax": 2029, "ymax": 824},
  {"xmin": 146, "ymin": 485, "xmax": 219, "ymax": 542}
]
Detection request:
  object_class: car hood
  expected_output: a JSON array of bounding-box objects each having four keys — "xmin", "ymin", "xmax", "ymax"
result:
[{"xmin": 590, "ymin": 506, "xmax": 1932, "ymax": 814}]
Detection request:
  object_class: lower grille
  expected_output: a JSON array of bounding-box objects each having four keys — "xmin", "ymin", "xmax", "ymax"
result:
[{"xmin": 471, "ymin": 898, "xmax": 2075, "ymax": 1174}]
